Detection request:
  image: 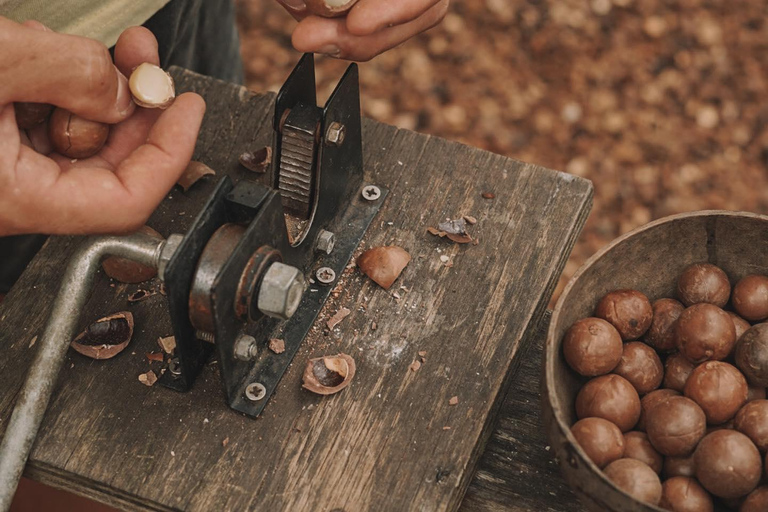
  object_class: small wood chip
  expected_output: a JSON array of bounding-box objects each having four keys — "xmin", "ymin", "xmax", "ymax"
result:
[
  {"xmin": 28, "ymin": 336, "xmax": 37, "ymax": 348},
  {"xmin": 463, "ymin": 215, "xmax": 477, "ymax": 225},
  {"xmin": 177, "ymin": 161, "xmax": 215, "ymax": 191},
  {"xmin": 327, "ymin": 307, "xmax": 351, "ymax": 330},
  {"xmin": 370, "ymin": 321, "xmax": 378, "ymax": 331},
  {"xmin": 269, "ymin": 338, "xmax": 285, "ymax": 354},
  {"xmin": 222, "ymin": 437, "xmax": 230, "ymax": 447},
  {"xmin": 239, "ymin": 147, "xmax": 272, "ymax": 173},
  {"xmin": 446, "ymin": 233, "xmax": 474, "ymax": 244},
  {"xmin": 146, "ymin": 352, "xmax": 164, "ymax": 362},
  {"xmin": 418, "ymin": 350, "xmax": 427, "ymax": 357},
  {"xmin": 139, "ymin": 370, "xmax": 158, "ymax": 387},
  {"xmin": 449, "ymin": 396, "xmax": 459, "ymax": 406},
  {"xmin": 481, "ymin": 192, "xmax": 495, "ymax": 199},
  {"xmin": 158, "ymin": 335, "xmax": 176, "ymax": 354},
  {"xmin": 128, "ymin": 289, "xmax": 156, "ymax": 303},
  {"xmin": 409, "ymin": 360, "xmax": 422, "ymax": 372}
]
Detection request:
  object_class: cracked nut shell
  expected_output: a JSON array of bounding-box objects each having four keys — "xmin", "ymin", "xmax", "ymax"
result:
[
  {"xmin": 70, "ymin": 311, "xmax": 134, "ymax": 360},
  {"xmin": 48, "ymin": 107, "xmax": 109, "ymax": 159},
  {"xmin": 595, "ymin": 289, "xmax": 653, "ymax": 340},
  {"xmin": 562, "ymin": 317, "xmax": 623, "ymax": 377},
  {"xmin": 302, "ymin": 353, "xmax": 356, "ymax": 395},
  {"xmin": 14, "ymin": 102, "xmax": 53, "ymax": 130},
  {"xmin": 677, "ymin": 263, "xmax": 731, "ymax": 308}
]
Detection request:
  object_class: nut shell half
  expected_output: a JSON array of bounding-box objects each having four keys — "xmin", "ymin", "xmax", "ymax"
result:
[
  {"xmin": 70, "ymin": 312, "xmax": 134, "ymax": 360},
  {"xmin": 357, "ymin": 246, "xmax": 411, "ymax": 290},
  {"xmin": 302, "ymin": 353, "xmax": 356, "ymax": 395}
]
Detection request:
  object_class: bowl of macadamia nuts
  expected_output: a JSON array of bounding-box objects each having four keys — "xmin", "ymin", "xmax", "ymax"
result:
[{"xmin": 543, "ymin": 211, "xmax": 768, "ymax": 512}]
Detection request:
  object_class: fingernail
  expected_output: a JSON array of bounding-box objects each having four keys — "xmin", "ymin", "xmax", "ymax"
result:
[
  {"xmin": 115, "ymin": 67, "xmax": 134, "ymax": 115},
  {"xmin": 319, "ymin": 44, "xmax": 341, "ymax": 57}
]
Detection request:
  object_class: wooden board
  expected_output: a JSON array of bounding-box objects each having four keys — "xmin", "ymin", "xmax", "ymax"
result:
[{"xmin": 0, "ymin": 68, "xmax": 592, "ymax": 512}]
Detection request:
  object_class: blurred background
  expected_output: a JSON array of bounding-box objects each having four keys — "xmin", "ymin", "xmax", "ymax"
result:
[{"xmin": 237, "ymin": 0, "xmax": 768, "ymax": 302}]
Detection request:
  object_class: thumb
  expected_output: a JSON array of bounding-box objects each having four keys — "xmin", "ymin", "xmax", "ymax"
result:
[{"xmin": 0, "ymin": 17, "xmax": 134, "ymax": 124}]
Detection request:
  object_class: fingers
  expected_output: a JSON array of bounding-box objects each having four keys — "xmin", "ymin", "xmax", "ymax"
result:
[
  {"xmin": 113, "ymin": 26, "xmax": 160, "ymax": 75},
  {"xmin": 347, "ymin": 0, "xmax": 443, "ymax": 36},
  {"xmin": 0, "ymin": 17, "xmax": 134, "ymax": 124},
  {"xmin": 292, "ymin": 0, "xmax": 449, "ymax": 61}
]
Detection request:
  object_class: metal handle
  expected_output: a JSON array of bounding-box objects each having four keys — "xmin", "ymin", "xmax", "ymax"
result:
[{"xmin": 0, "ymin": 232, "xmax": 166, "ymax": 511}]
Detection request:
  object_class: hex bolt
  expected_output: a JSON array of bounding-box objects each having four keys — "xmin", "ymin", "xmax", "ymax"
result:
[
  {"xmin": 315, "ymin": 230, "xmax": 336, "ymax": 255},
  {"xmin": 326, "ymin": 122, "xmax": 345, "ymax": 146},
  {"xmin": 234, "ymin": 334, "xmax": 259, "ymax": 362},
  {"xmin": 245, "ymin": 382, "xmax": 267, "ymax": 402},
  {"xmin": 362, "ymin": 185, "xmax": 381, "ymax": 201},
  {"xmin": 257, "ymin": 262, "xmax": 305, "ymax": 320},
  {"xmin": 157, "ymin": 233, "xmax": 184, "ymax": 281},
  {"xmin": 315, "ymin": 267, "xmax": 336, "ymax": 285}
]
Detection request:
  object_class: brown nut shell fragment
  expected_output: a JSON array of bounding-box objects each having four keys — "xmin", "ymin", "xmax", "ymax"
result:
[
  {"xmin": 638, "ymin": 388, "xmax": 680, "ymax": 431},
  {"xmin": 742, "ymin": 486, "xmax": 768, "ymax": 512},
  {"xmin": 613, "ymin": 341, "xmax": 664, "ymax": 395},
  {"xmin": 645, "ymin": 298, "xmax": 684, "ymax": 352},
  {"xmin": 595, "ymin": 289, "xmax": 653, "ymax": 340},
  {"xmin": 734, "ymin": 399, "xmax": 768, "ymax": 453},
  {"xmin": 48, "ymin": 107, "xmax": 109, "ymax": 159},
  {"xmin": 659, "ymin": 477, "xmax": 714, "ymax": 512},
  {"xmin": 562, "ymin": 317, "xmax": 623, "ymax": 377},
  {"xmin": 675, "ymin": 303, "xmax": 736, "ymax": 363},
  {"xmin": 684, "ymin": 361, "xmax": 748, "ymax": 425},
  {"xmin": 677, "ymin": 263, "xmax": 731, "ymax": 308},
  {"xmin": 693, "ymin": 430, "xmax": 762, "ymax": 499},
  {"xmin": 70, "ymin": 312, "xmax": 134, "ymax": 360},
  {"xmin": 102, "ymin": 226, "xmax": 163, "ymax": 283},
  {"xmin": 129, "ymin": 62, "xmax": 175, "ymax": 108},
  {"xmin": 646, "ymin": 396, "xmax": 706, "ymax": 456},
  {"xmin": 302, "ymin": 353, "xmax": 355, "ymax": 395},
  {"xmin": 735, "ymin": 323, "xmax": 768, "ymax": 387},
  {"xmin": 575, "ymin": 374, "xmax": 641, "ymax": 432},
  {"xmin": 603, "ymin": 458, "xmax": 662, "ymax": 506},
  {"xmin": 570, "ymin": 417, "xmax": 625, "ymax": 469},
  {"xmin": 623, "ymin": 431, "xmax": 663, "ymax": 473},
  {"xmin": 664, "ymin": 353, "xmax": 697, "ymax": 392},
  {"xmin": 733, "ymin": 275, "xmax": 768, "ymax": 322},
  {"xmin": 357, "ymin": 246, "xmax": 411, "ymax": 290},
  {"xmin": 14, "ymin": 102, "xmax": 53, "ymax": 129},
  {"xmin": 305, "ymin": 0, "xmax": 359, "ymax": 17},
  {"xmin": 177, "ymin": 161, "xmax": 215, "ymax": 191}
]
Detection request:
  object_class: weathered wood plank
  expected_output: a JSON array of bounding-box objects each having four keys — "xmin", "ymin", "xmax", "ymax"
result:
[{"xmin": 0, "ymin": 68, "xmax": 592, "ymax": 512}]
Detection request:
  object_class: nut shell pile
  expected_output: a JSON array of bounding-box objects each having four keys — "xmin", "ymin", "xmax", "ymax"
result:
[{"xmin": 564, "ymin": 263, "xmax": 768, "ymax": 508}]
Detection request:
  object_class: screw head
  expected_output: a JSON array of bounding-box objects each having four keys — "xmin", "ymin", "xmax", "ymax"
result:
[
  {"xmin": 362, "ymin": 185, "xmax": 381, "ymax": 201},
  {"xmin": 168, "ymin": 357, "xmax": 181, "ymax": 376},
  {"xmin": 245, "ymin": 382, "xmax": 267, "ymax": 402},
  {"xmin": 315, "ymin": 267, "xmax": 336, "ymax": 285},
  {"xmin": 234, "ymin": 334, "xmax": 258, "ymax": 361},
  {"xmin": 316, "ymin": 230, "xmax": 336, "ymax": 255},
  {"xmin": 257, "ymin": 262, "xmax": 305, "ymax": 320},
  {"xmin": 326, "ymin": 122, "xmax": 346, "ymax": 146}
]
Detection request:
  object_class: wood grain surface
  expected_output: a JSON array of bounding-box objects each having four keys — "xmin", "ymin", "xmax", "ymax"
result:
[{"xmin": 0, "ymin": 68, "xmax": 592, "ymax": 511}]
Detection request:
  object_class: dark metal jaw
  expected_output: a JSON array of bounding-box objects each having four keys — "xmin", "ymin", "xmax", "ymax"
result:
[{"xmin": 160, "ymin": 54, "xmax": 387, "ymax": 417}]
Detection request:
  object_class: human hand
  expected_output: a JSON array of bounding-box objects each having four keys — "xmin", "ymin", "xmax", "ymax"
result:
[
  {"xmin": 0, "ymin": 19, "xmax": 206, "ymax": 236},
  {"xmin": 275, "ymin": 0, "xmax": 449, "ymax": 61}
]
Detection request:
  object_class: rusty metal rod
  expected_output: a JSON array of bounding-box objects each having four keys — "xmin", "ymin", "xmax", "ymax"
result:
[{"xmin": 0, "ymin": 233, "xmax": 166, "ymax": 511}]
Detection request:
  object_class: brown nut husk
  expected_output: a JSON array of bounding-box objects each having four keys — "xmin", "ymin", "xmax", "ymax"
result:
[
  {"xmin": 570, "ymin": 417, "xmax": 625, "ymax": 469},
  {"xmin": 70, "ymin": 312, "xmax": 134, "ymax": 360},
  {"xmin": 638, "ymin": 388, "xmax": 680, "ymax": 431},
  {"xmin": 684, "ymin": 361, "xmax": 748, "ymax": 425},
  {"xmin": 14, "ymin": 102, "xmax": 53, "ymax": 129},
  {"xmin": 735, "ymin": 323, "xmax": 768, "ymax": 387},
  {"xmin": 305, "ymin": 0, "xmax": 359, "ymax": 17},
  {"xmin": 102, "ymin": 226, "xmax": 163, "ymax": 283},
  {"xmin": 675, "ymin": 303, "xmax": 736, "ymax": 363},
  {"xmin": 659, "ymin": 477, "xmax": 714, "ymax": 512},
  {"xmin": 562, "ymin": 317, "xmax": 623, "ymax": 376},
  {"xmin": 595, "ymin": 289, "xmax": 653, "ymax": 340},
  {"xmin": 663, "ymin": 352, "xmax": 697, "ymax": 392},
  {"xmin": 645, "ymin": 298, "xmax": 684, "ymax": 352},
  {"xmin": 603, "ymin": 458, "xmax": 662, "ymax": 506},
  {"xmin": 128, "ymin": 63, "xmax": 175, "ymax": 108},
  {"xmin": 734, "ymin": 399, "xmax": 768, "ymax": 453},
  {"xmin": 302, "ymin": 353, "xmax": 355, "ymax": 395},
  {"xmin": 623, "ymin": 431, "xmax": 663, "ymax": 474},
  {"xmin": 677, "ymin": 263, "xmax": 731, "ymax": 308},
  {"xmin": 613, "ymin": 341, "xmax": 664, "ymax": 395},
  {"xmin": 49, "ymin": 107, "xmax": 109, "ymax": 159},
  {"xmin": 733, "ymin": 275, "xmax": 768, "ymax": 322},
  {"xmin": 693, "ymin": 430, "xmax": 762, "ymax": 499},
  {"xmin": 646, "ymin": 396, "xmax": 706, "ymax": 456},
  {"xmin": 575, "ymin": 374, "xmax": 641, "ymax": 432},
  {"xmin": 742, "ymin": 486, "xmax": 768, "ymax": 512},
  {"xmin": 357, "ymin": 246, "xmax": 411, "ymax": 290},
  {"xmin": 177, "ymin": 161, "xmax": 215, "ymax": 191}
]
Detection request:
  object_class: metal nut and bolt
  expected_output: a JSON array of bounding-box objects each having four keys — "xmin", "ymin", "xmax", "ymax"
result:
[
  {"xmin": 157, "ymin": 233, "xmax": 184, "ymax": 281},
  {"xmin": 195, "ymin": 330, "xmax": 215, "ymax": 343},
  {"xmin": 326, "ymin": 122, "xmax": 345, "ymax": 146},
  {"xmin": 257, "ymin": 262, "xmax": 305, "ymax": 320},
  {"xmin": 234, "ymin": 334, "xmax": 259, "ymax": 362},
  {"xmin": 315, "ymin": 230, "xmax": 335, "ymax": 255},
  {"xmin": 315, "ymin": 267, "xmax": 336, "ymax": 285},
  {"xmin": 362, "ymin": 185, "xmax": 381, "ymax": 201},
  {"xmin": 245, "ymin": 382, "xmax": 267, "ymax": 402}
]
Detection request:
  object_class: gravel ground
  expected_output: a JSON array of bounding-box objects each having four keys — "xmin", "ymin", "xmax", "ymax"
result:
[{"xmin": 237, "ymin": 0, "xmax": 768, "ymax": 301}]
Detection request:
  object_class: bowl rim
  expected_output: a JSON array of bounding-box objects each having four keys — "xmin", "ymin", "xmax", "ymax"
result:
[{"xmin": 544, "ymin": 209, "xmax": 768, "ymax": 510}]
